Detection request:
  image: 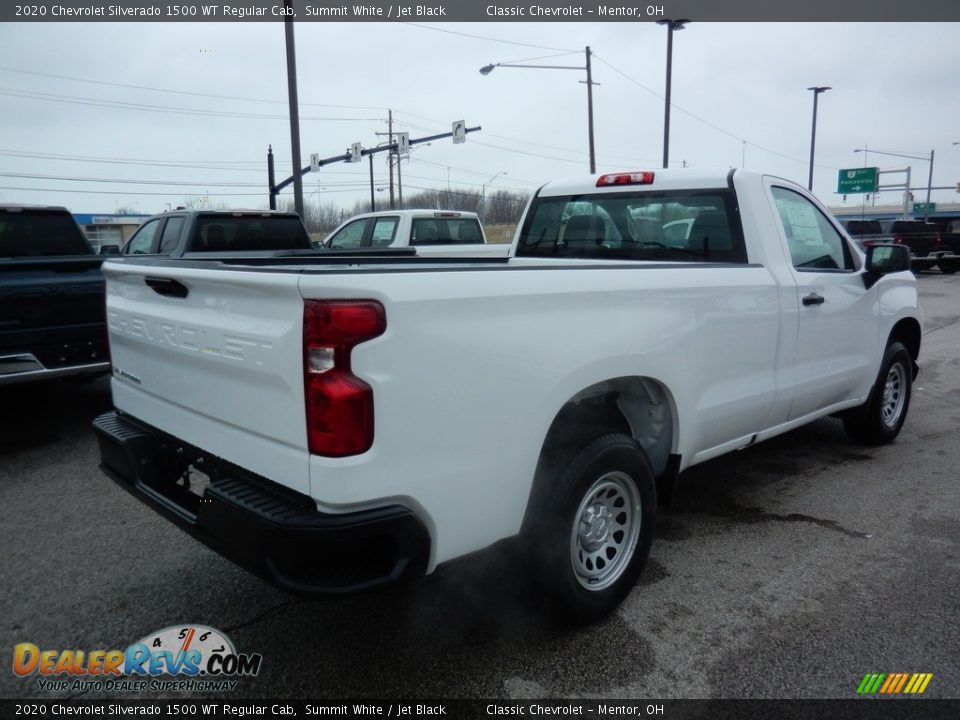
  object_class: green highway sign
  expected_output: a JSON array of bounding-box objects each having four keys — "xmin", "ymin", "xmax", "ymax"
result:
[
  {"xmin": 912, "ymin": 202, "xmax": 936, "ymax": 212},
  {"xmin": 837, "ymin": 167, "xmax": 879, "ymax": 194}
]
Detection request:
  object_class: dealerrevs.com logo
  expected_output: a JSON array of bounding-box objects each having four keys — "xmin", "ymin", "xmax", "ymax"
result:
[{"xmin": 13, "ymin": 625, "xmax": 262, "ymax": 693}]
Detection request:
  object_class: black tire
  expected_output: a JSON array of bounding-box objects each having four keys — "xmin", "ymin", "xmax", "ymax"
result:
[
  {"xmin": 524, "ymin": 433, "xmax": 656, "ymax": 624},
  {"xmin": 843, "ymin": 341, "xmax": 912, "ymax": 445},
  {"xmin": 938, "ymin": 262, "xmax": 958, "ymax": 274}
]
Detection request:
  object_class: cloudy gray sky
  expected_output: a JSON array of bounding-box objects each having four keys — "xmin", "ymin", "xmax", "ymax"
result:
[{"xmin": 0, "ymin": 20, "xmax": 958, "ymax": 216}]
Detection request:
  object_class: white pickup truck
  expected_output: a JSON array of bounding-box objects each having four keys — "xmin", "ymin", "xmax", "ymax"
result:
[
  {"xmin": 321, "ymin": 209, "xmax": 510, "ymax": 258},
  {"xmin": 94, "ymin": 169, "xmax": 922, "ymax": 623}
]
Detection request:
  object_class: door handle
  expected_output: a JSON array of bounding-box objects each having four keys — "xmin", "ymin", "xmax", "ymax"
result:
[
  {"xmin": 802, "ymin": 293, "xmax": 825, "ymax": 306},
  {"xmin": 145, "ymin": 277, "xmax": 189, "ymax": 298}
]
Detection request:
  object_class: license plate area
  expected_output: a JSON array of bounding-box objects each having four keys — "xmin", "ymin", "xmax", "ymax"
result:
[{"xmin": 141, "ymin": 439, "xmax": 224, "ymax": 518}]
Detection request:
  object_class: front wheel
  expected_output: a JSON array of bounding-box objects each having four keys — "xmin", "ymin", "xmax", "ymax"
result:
[
  {"xmin": 524, "ymin": 433, "xmax": 656, "ymax": 624},
  {"xmin": 843, "ymin": 341, "xmax": 913, "ymax": 444}
]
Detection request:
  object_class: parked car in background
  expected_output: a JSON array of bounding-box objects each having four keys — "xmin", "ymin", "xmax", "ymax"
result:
[
  {"xmin": 841, "ymin": 218, "xmax": 957, "ymax": 273},
  {"xmin": 0, "ymin": 205, "xmax": 109, "ymax": 385},
  {"xmin": 122, "ymin": 209, "xmax": 313, "ymax": 257},
  {"xmin": 840, "ymin": 219, "xmax": 885, "ymax": 247},
  {"xmin": 321, "ymin": 210, "xmax": 509, "ymax": 257}
]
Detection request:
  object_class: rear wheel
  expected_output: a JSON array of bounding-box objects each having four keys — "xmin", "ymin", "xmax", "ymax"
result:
[
  {"xmin": 525, "ymin": 433, "xmax": 656, "ymax": 624},
  {"xmin": 843, "ymin": 341, "xmax": 912, "ymax": 444},
  {"xmin": 938, "ymin": 262, "xmax": 958, "ymax": 274}
]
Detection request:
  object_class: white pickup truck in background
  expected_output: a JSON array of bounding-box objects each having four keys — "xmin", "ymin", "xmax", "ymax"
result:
[
  {"xmin": 94, "ymin": 169, "xmax": 922, "ymax": 623},
  {"xmin": 321, "ymin": 209, "xmax": 510, "ymax": 257}
]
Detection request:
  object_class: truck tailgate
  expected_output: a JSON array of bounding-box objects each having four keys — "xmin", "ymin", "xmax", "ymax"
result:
[{"xmin": 103, "ymin": 261, "xmax": 310, "ymax": 494}]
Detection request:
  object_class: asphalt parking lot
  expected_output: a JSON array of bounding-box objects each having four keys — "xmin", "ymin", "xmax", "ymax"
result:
[{"xmin": 2, "ymin": 272, "xmax": 958, "ymax": 701}]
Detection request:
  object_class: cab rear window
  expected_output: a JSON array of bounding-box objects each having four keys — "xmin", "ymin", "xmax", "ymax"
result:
[
  {"xmin": 0, "ymin": 210, "xmax": 93, "ymax": 257},
  {"xmin": 410, "ymin": 218, "xmax": 484, "ymax": 245},
  {"xmin": 192, "ymin": 216, "xmax": 310, "ymax": 252},
  {"xmin": 516, "ymin": 190, "xmax": 746, "ymax": 263}
]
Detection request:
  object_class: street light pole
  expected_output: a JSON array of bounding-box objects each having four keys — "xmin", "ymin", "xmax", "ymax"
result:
[
  {"xmin": 396, "ymin": 142, "xmax": 431, "ymax": 209},
  {"xmin": 657, "ymin": 20, "xmax": 688, "ymax": 170},
  {"xmin": 807, "ymin": 86, "xmax": 831, "ymax": 191},
  {"xmin": 480, "ymin": 47, "xmax": 597, "ymax": 173},
  {"xmin": 480, "ymin": 171, "xmax": 507, "ymax": 220}
]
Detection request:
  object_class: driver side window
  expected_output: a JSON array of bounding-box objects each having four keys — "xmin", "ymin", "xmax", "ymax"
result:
[
  {"xmin": 327, "ymin": 219, "xmax": 368, "ymax": 249},
  {"xmin": 771, "ymin": 186, "xmax": 853, "ymax": 271},
  {"xmin": 125, "ymin": 219, "xmax": 161, "ymax": 255}
]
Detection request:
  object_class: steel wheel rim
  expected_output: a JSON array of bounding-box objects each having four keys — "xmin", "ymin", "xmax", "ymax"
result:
[
  {"xmin": 881, "ymin": 361, "xmax": 907, "ymax": 428},
  {"xmin": 569, "ymin": 471, "xmax": 642, "ymax": 592}
]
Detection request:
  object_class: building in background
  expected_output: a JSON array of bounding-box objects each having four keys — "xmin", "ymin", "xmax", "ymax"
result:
[{"xmin": 73, "ymin": 212, "xmax": 150, "ymax": 252}]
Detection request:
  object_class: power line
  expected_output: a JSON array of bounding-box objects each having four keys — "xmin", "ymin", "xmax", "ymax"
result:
[
  {"xmin": 0, "ymin": 171, "xmax": 371, "ymax": 190},
  {"xmin": 402, "ymin": 23, "xmax": 575, "ymax": 53},
  {"xmin": 0, "ymin": 87, "xmax": 382, "ymax": 122},
  {"xmin": 407, "ymin": 158, "xmax": 540, "ymax": 187},
  {"xmin": 0, "ymin": 149, "xmax": 385, "ymax": 179},
  {"xmin": 0, "ymin": 65, "xmax": 386, "ymax": 112},
  {"xmin": 592, "ymin": 54, "xmax": 841, "ymax": 171},
  {"xmin": 393, "ymin": 111, "xmax": 661, "ymax": 168},
  {"xmin": 0, "ymin": 149, "xmax": 265, "ymax": 172},
  {"xmin": 0, "ymin": 171, "xmax": 261, "ymax": 188},
  {"xmin": 0, "ymin": 185, "xmax": 366, "ymax": 197}
]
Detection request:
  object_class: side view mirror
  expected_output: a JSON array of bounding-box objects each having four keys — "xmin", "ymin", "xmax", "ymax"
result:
[{"xmin": 863, "ymin": 243, "xmax": 911, "ymax": 288}]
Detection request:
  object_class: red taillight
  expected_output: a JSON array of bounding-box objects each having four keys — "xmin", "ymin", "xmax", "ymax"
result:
[
  {"xmin": 303, "ymin": 300, "xmax": 386, "ymax": 457},
  {"xmin": 596, "ymin": 171, "xmax": 655, "ymax": 187},
  {"xmin": 894, "ymin": 235, "xmax": 903, "ymax": 244}
]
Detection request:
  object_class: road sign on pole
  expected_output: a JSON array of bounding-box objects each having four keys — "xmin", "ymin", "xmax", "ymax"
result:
[
  {"xmin": 397, "ymin": 132, "xmax": 410, "ymax": 158},
  {"xmin": 912, "ymin": 202, "xmax": 936, "ymax": 212},
  {"xmin": 310, "ymin": 153, "xmax": 320, "ymax": 172},
  {"xmin": 349, "ymin": 143, "xmax": 362, "ymax": 163},
  {"xmin": 837, "ymin": 167, "xmax": 879, "ymax": 194},
  {"xmin": 452, "ymin": 120, "xmax": 466, "ymax": 144}
]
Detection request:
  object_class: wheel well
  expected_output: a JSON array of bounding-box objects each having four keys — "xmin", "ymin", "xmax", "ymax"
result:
[
  {"xmin": 538, "ymin": 377, "xmax": 676, "ymax": 479},
  {"xmin": 888, "ymin": 318, "xmax": 921, "ymax": 377}
]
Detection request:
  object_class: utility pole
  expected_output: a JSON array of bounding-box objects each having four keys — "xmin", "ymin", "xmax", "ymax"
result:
[
  {"xmin": 388, "ymin": 110, "xmax": 395, "ymax": 209},
  {"xmin": 267, "ymin": 145, "xmax": 276, "ymax": 210},
  {"xmin": 374, "ymin": 110, "xmax": 397, "ymax": 209},
  {"xmin": 585, "ymin": 46, "xmax": 595, "ymax": 174},
  {"xmin": 283, "ymin": 0, "xmax": 304, "ymax": 217}
]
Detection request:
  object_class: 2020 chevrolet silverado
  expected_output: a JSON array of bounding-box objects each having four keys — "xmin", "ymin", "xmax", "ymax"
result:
[
  {"xmin": 1, "ymin": 205, "xmax": 110, "ymax": 385},
  {"xmin": 94, "ymin": 170, "xmax": 922, "ymax": 622}
]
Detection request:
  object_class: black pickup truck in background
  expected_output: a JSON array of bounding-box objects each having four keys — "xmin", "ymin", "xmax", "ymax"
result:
[
  {"xmin": 841, "ymin": 218, "xmax": 959, "ymax": 273},
  {"xmin": 0, "ymin": 205, "xmax": 110, "ymax": 385},
  {"xmin": 121, "ymin": 209, "xmax": 313, "ymax": 257}
]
